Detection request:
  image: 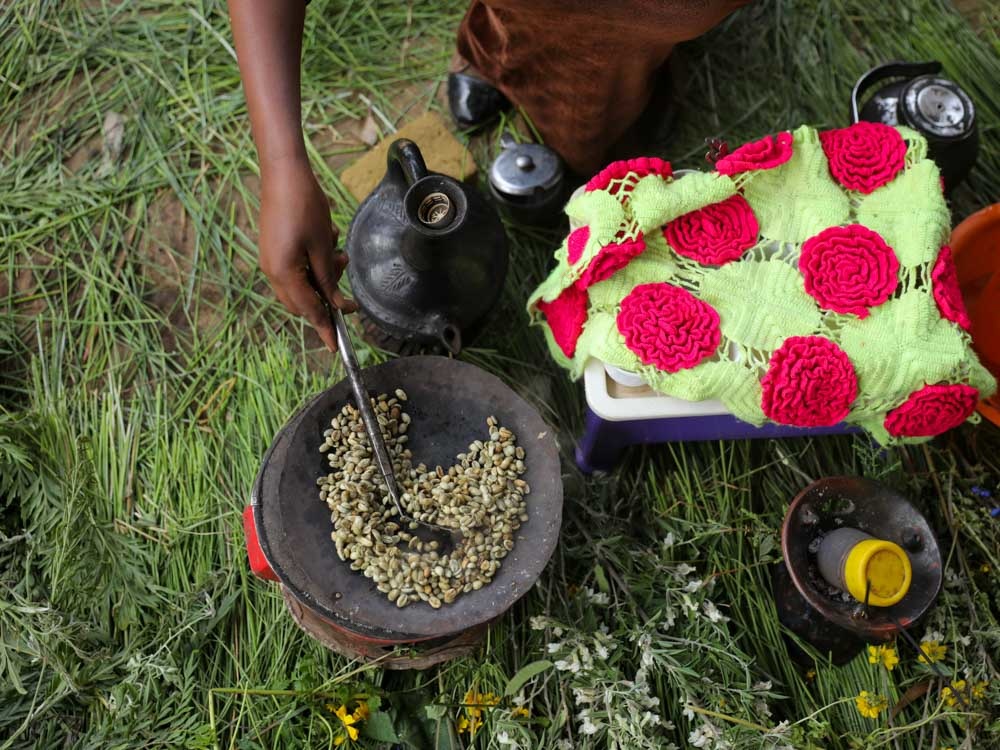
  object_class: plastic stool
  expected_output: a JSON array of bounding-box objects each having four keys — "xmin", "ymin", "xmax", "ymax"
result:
[{"xmin": 576, "ymin": 358, "xmax": 858, "ymax": 473}]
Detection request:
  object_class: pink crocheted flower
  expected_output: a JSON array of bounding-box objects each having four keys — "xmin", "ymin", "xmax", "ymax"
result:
[
  {"xmin": 537, "ymin": 284, "xmax": 588, "ymax": 359},
  {"xmin": 715, "ymin": 132, "xmax": 794, "ymax": 176},
  {"xmin": 662, "ymin": 195, "xmax": 759, "ymax": 265},
  {"xmin": 819, "ymin": 121, "xmax": 907, "ymax": 194},
  {"xmin": 616, "ymin": 283, "xmax": 720, "ymax": 372},
  {"xmin": 884, "ymin": 383, "xmax": 979, "ymax": 437},
  {"xmin": 586, "ymin": 157, "xmax": 673, "ymax": 194},
  {"xmin": 760, "ymin": 336, "xmax": 858, "ymax": 427},
  {"xmin": 577, "ymin": 234, "xmax": 646, "ymax": 289},
  {"xmin": 799, "ymin": 224, "xmax": 899, "ymax": 318},
  {"xmin": 931, "ymin": 245, "xmax": 971, "ymax": 331},
  {"xmin": 567, "ymin": 226, "xmax": 590, "ymax": 264}
]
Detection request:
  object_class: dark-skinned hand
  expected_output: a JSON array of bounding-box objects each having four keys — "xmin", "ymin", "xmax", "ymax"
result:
[{"xmin": 258, "ymin": 156, "xmax": 357, "ymax": 352}]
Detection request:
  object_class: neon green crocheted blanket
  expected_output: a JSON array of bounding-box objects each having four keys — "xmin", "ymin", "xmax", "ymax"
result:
[{"xmin": 527, "ymin": 124, "xmax": 995, "ymax": 444}]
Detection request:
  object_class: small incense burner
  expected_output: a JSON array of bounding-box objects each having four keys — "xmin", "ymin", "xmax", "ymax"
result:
[{"xmin": 773, "ymin": 477, "xmax": 942, "ymax": 666}]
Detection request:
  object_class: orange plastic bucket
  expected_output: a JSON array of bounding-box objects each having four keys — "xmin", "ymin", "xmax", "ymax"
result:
[{"xmin": 950, "ymin": 203, "xmax": 1000, "ymax": 427}]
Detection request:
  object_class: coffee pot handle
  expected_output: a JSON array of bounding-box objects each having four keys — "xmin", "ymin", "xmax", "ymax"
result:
[
  {"xmin": 387, "ymin": 139, "xmax": 429, "ymax": 188},
  {"xmin": 851, "ymin": 60, "xmax": 942, "ymax": 123}
]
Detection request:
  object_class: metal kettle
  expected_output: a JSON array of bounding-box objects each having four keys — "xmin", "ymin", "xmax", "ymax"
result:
[
  {"xmin": 488, "ymin": 134, "xmax": 566, "ymax": 227},
  {"xmin": 852, "ymin": 61, "xmax": 978, "ymax": 192},
  {"xmin": 345, "ymin": 139, "xmax": 508, "ymax": 354}
]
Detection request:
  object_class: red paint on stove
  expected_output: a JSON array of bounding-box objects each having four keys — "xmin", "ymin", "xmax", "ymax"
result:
[{"xmin": 243, "ymin": 505, "xmax": 279, "ymax": 581}]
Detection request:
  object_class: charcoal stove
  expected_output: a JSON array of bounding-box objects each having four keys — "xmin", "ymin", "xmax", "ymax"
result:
[{"xmin": 243, "ymin": 356, "xmax": 563, "ymax": 668}]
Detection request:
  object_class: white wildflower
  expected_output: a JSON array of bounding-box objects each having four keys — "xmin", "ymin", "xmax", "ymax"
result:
[
  {"xmin": 559, "ymin": 657, "xmax": 581, "ymax": 673},
  {"xmin": 662, "ymin": 606, "xmax": 677, "ymax": 630},
  {"xmin": 682, "ymin": 594, "xmax": 699, "ymax": 614},
  {"xmin": 663, "ymin": 532, "xmax": 676, "ymax": 549},
  {"xmin": 642, "ymin": 710, "xmax": 662, "ymax": 726},
  {"xmin": 676, "ymin": 563, "xmax": 697, "ymax": 577},
  {"xmin": 529, "ymin": 616, "xmax": 548, "ymax": 630},
  {"xmin": 595, "ymin": 643, "xmax": 609, "ymax": 660},
  {"xmin": 555, "ymin": 742, "xmax": 573, "ymax": 750},
  {"xmin": 547, "ymin": 642, "xmax": 562, "ymax": 654},
  {"xmin": 689, "ymin": 722, "xmax": 722, "ymax": 748},
  {"xmin": 922, "ymin": 630, "xmax": 944, "ymax": 643},
  {"xmin": 685, "ymin": 579, "xmax": 704, "ymax": 593},
  {"xmin": 958, "ymin": 635, "xmax": 972, "ymax": 646},
  {"xmin": 583, "ymin": 587, "xmax": 610, "ymax": 606},
  {"xmin": 768, "ymin": 720, "xmax": 791, "ymax": 736},
  {"xmin": 683, "ymin": 703, "xmax": 695, "ymax": 720},
  {"xmin": 702, "ymin": 600, "xmax": 729, "ymax": 623},
  {"xmin": 511, "ymin": 693, "xmax": 526, "ymax": 707},
  {"xmin": 753, "ymin": 680, "xmax": 772, "ymax": 691},
  {"xmin": 754, "ymin": 699, "xmax": 772, "ymax": 718}
]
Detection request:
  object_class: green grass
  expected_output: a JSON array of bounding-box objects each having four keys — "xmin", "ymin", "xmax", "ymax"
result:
[{"xmin": 2, "ymin": 0, "xmax": 999, "ymax": 748}]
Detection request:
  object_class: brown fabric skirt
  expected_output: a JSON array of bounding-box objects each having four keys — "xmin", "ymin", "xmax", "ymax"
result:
[{"xmin": 456, "ymin": 0, "xmax": 752, "ymax": 174}]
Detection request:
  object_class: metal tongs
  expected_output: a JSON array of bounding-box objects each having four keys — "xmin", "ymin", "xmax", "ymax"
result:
[{"xmin": 331, "ymin": 308, "xmax": 455, "ymax": 538}]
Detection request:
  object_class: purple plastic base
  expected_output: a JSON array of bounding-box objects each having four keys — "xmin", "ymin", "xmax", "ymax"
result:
[{"xmin": 575, "ymin": 407, "xmax": 859, "ymax": 474}]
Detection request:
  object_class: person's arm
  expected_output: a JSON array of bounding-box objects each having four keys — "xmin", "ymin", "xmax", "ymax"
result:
[{"xmin": 227, "ymin": 0, "xmax": 355, "ymax": 352}]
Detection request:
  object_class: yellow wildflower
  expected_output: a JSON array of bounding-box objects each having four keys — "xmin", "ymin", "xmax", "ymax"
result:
[
  {"xmin": 941, "ymin": 679, "xmax": 966, "ymax": 708},
  {"xmin": 918, "ymin": 641, "xmax": 948, "ymax": 664},
  {"xmin": 805, "ymin": 669, "xmax": 816, "ymax": 683},
  {"xmin": 458, "ymin": 690, "xmax": 499, "ymax": 735},
  {"xmin": 512, "ymin": 706, "xmax": 530, "ymax": 719},
  {"xmin": 867, "ymin": 644, "xmax": 900, "ymax": 671},
  {"xmin": 979, "ymin": 563, "xmax": 990, "ymax": 574},
  {"xmin": 855, "ymin": 690, "xmax": 888, "ymax": 719},
  {"xmin": 457, "ymin": 715, "xmax": 483, "ymax": 735},
  {"xmin": 352, "ymin": 702, "xmax": 370, "ymax": 722},
  {"xmin": 336, "ymin": 705, "xmax": 360, "ymax": 740},
  {"xmin": 463, "ymin": 689, "xmax": 500, "ymax": 713},
  {"xmin": 972, "ymin": 681, "xmax": 989, "ymax": 700}
]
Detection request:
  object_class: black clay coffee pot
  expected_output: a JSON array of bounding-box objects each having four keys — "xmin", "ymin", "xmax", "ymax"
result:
[
  {"xmin": 852, "ymin": 61, "xmax": 978, "ymax": 192},
  {"xmin": 345, "ymin": 139, "xmax": 508, "ymax": 354}
]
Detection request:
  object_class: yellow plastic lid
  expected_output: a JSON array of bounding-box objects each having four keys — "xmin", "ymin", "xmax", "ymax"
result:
[{"xmin": 843, "ymin": 538, "xmax": 912, "ymax": 607}]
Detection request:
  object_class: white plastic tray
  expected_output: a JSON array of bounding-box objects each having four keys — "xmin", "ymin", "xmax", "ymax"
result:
[{"xmin": 583, "ymin": 358, "xmax": 730, "ymax": 422}]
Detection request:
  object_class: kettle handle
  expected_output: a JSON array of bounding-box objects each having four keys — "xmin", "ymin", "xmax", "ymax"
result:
[
  {"xmin": 434, "ymin": 318, "xmax": 462, "ymax": 356},
  {"xmin": 387, "ymin": 139, "xmax": 429, "ymax": 188},
  {"xmin": 851, "ymin": 60, "xmax": 942, "ymax": 123}
]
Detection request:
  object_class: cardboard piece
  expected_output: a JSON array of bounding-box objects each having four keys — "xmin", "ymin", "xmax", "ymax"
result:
[{"xmin": 340, "ymin": 111, "xmax": 477, "ymax": 202}]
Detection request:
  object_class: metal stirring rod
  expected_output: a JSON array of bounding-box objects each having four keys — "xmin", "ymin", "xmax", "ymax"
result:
[{"xmin": 331, "ymin": 307, "xmax": 409, "ymax": 521}]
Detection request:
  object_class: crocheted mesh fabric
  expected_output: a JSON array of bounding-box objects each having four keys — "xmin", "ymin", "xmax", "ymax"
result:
[{"xmin": 527, "ymin": 124, "xmax": 996, "ymax": 444}]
